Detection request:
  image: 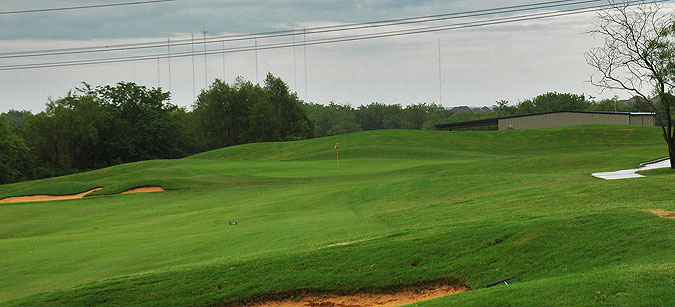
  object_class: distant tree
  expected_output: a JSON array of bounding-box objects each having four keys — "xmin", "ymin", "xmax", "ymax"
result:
[
  {"xmin": 402, "ymin": 104, "xmax": 428, "ymax": 129},
  {"xmin": 262, "ymin": 73, "xmax": 314, "ymax": 140},
  {"xmin": 421, "ymin": 104, "xmax": 454, "ymax": 130},
  {"xmin": 586, "ymin": 1, "xmax": 675, "ymax": 167},
  {"xmin": 0, "ymin": 120, "xmax": 32, "ymax": 184},
  {"xmin": 193, "ymin": 78, "xmax": 253, "ymax": 149},
  {"xmin": 355, "ymin": 103, "xmax": 386, "ymax": 131},
  {"xmin": 0, "ymin": 110, "xmax": 32, "ymax": 129},
  {"xmin": 193, "ymin": 74, "xmax": 314, "ymax": 150},
  {"xmin": 355, "ymin": 103, "xmax": 403, "ymax": 130},
  {"xmin": 25, "ymin": 82, "xmax": 186, "ymax": 173},
  {"xmin": 587, "ymin": 97, "xmax": 638, "ymax": 112},
  {"xmin": 92, "ymin": 82, "xmax": 185, "ymax": 163},
  {"xmin": 516, "ymin": 92, "xmax": 591, "ymax": 114},
  {"xmin": 25, "ymin": 94, "xmax": 104, "ymax": 172},
  {"xmin": 492, "ymin": 100, "xmax": 517, "ymax": 117},
  {"xmin": 303, "ymin": 102, "xmax": 361, "ymax": 137}
]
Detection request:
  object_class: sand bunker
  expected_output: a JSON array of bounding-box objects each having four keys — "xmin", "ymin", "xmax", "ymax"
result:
[
  {"xmin": 647, "ymin": 209, "xmax": 675, "ymax": 219},
  {"xmin": 0, "ymin": 187, "xmax": 103, "ymax": 204},
  {"xmin": 0, "ymin": 186, "xmax": 165, "ymax": 204},
  {"xmin": 122, "ymin": 186, "xmax": 165, "ymax": 194},
  {"xmin": 253, "ymin": 284, "xmax": 469, "ymax": 307}
]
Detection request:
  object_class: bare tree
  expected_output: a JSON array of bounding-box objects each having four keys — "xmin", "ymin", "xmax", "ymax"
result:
[{"xmin": 586, "ymin": 0, "xmax": 675, "ymax": 168}]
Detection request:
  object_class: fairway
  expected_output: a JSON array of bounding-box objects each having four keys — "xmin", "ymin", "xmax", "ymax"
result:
[{"xmin": 0, "ymin": 126, "xmax": 673, "ymax": 306}]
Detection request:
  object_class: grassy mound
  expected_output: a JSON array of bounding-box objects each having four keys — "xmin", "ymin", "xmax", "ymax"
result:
[{"xmin": 0, "ymin": 126, "xmax": 673, "ymax": 306}]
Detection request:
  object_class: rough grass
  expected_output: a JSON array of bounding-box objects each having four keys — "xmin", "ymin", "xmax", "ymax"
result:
[{"xmin": 0, "ymin": 126, "xmax": 673, "ymax": 306}]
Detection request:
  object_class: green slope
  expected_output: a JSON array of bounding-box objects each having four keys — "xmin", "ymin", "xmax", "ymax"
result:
[{"xmin": 0, "ymin": 126, "xmax": 673, "ymax": 306}]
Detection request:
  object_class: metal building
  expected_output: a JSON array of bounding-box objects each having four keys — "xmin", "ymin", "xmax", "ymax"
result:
[
  {"xmin": 435, "ymin": 111, "xmax": 655, "ymax": 131},
  {"xmin": 497, "ymin": 111, "xmax": 655, "ymax": 130}
]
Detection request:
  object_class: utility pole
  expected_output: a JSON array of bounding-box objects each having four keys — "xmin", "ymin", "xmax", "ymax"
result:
[
  {"xmin": 157, "ymin": 58, "xmax": 160, "ymax": 88},
  {"xmin": 304, "ymin": 27, "xmax": 308, "ymax": 102},
  {"xmin": 293, "ymin": 29, "xmax": 297, "ymax": 91},
  {"xmin": 203, "ymin": 28, "xmax": 208, "ymax": 89},
  {"xmin": 255, "ymin": 35, "xmax": 258, "ymax": 84},
  {"xmin": 222, "ymin": 41, "xmax": 226, "ymax": 81},
  {"xmin": 191, "ymin": 33, "xmax": 195, "ymax": 102},
  {"xmin": 167, "ymin": 39, "xmax": 172, "ymax": 95},
  {"xmin": 438, "ymin": 38, "xmax": 442, "ymax": 105}
]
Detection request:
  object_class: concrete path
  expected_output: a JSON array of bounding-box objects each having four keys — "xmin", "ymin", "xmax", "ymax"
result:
[{"xmin": 592, "ymin": 159, "xmax": 671, "ymax": 180}]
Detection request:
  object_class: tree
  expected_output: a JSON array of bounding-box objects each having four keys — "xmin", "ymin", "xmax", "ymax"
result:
[
  {"xmin": 25, "ymin": 82, "xmax": 187, "ymax": 173},
  {"xmin": 303, "ymin": 102, "xmax": 361, "ymax": 137},
  {"xmin": 355, "ymin": 103, "xmax": 403, "ymax": 130},
  {"xmin": 193, "ymin": 78, "xmax": 254, "ymax": 150},
  {"xmin": 25, "ymin": 94, "xmax": 104, "ymax": 172},
  {"xmin": 0, "ymin": 120, "xmax": 32, "ymax": 184},
  {"xmin": 492, "ymin": 100, "xmax": 517, "ymax": 117},
  {"xmin": 193, "ymin": 74, "xmax": 314, "ymax": 150},
  {"xmin": 516, "ymin": 92, "xmax": 591, "ymax": 114},
  {"xmin": 262, "ymin": 73, "xmax": 314, "ymax": 140},
  {"xmin": 401, "ymin": 104, "xmax": 427, "ymax": 129},
  {"xmin": 91, "ymin": 82, "xmax": 186, "ymax": 163},
  {"xmin": 0, "ymin": 110, "xmax": 32, "ymax": 129},
  {"xmin": 586, "ymin": 0, "xmax": 675, "ymax": 168}
]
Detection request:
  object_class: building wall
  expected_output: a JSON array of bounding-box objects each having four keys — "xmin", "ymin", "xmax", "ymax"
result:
[
  {"xmin": 498, "ymin": 112, "xmax": 654, "ymax": 130},
  {"xmin": 629, "ymin": 114, "xmax": 655, "ymax": 126}
]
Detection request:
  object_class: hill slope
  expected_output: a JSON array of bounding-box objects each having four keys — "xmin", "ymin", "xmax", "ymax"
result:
[{"xmin": 0, "ymin": 126, "xmax": 673, "ymax": 306}]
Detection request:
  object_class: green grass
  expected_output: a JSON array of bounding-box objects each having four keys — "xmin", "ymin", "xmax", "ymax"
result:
[{"xmin": 0, "ymin": 125, "xmax": 673, "ymax": 306}]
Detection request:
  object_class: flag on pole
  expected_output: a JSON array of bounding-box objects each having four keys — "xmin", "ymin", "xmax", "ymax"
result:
[{"xmin": 334, "ymin": 142, "xmax": 339, "ymax": 170}]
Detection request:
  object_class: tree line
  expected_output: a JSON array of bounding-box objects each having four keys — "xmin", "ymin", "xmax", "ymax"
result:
[
  {"xmin": 0, "ymin": 74, "xmax": 314, "ymax": 184},
  {"xmin": 304, "ymin": 92, "xmax": 651, "ymax": 137},
  {"xmin": 0, "ymin": 73, "xmax": 652, "ymax": 184}
]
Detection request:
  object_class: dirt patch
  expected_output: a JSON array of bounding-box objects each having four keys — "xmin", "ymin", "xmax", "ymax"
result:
[
  {"xmin": 321, "ymin": 236, "xmax": 382, "ymax": 249},
  {"xmin": 251, "ymin": 283, "xmax": 469, "ymax": 307},
  {"xmin": 122, "ymin": 186, "xmax": 165, "ymax": 194},
  {"xmin": 0, "ymin": 187, "xmax": 102, "ymax": 204},
  {"xmin": 646, "ymin": 209, "xmax": 675, "ymax": 219}
]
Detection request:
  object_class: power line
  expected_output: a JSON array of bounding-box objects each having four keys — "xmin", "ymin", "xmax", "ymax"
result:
[
  {"xmin": 0, "ymin": 0, "xmax": 665, "ymax": 71},
  {"xmin": 0, "ymin": 0, "xmax": 178, "ymax": 15},
  {"xmin": 0, "ymin": 0, "xmax": 601, "ymax": 59}
]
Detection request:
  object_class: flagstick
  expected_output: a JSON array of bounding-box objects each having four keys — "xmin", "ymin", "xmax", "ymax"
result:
[{"xmin": 335, "ymin": 142, "xmax": 340, "ymax": 170}]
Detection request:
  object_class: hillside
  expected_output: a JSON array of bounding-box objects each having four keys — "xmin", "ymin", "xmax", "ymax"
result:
[{"xmin": 0, "ymin": 126, "xmax": 673, "ymax": 306}]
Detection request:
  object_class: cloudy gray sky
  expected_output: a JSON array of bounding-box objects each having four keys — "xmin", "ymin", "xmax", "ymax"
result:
[{"xmin": 1, "ymin": 0, "xmax": 672, "ymax": 113}]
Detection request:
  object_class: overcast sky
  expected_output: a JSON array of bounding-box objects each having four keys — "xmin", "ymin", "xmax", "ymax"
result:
[{"xmin": 1, "ymin": 0, "xmax": 673, "ymax": 113}]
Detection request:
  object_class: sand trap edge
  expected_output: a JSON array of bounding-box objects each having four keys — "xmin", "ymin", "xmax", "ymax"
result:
[
  {"xmin": 121, "ymin": 186, "xmax": 165, "ymax": 194},
  {"xmin": 0, "ymin": 186, "xmax": 166, "ymax": 204},
  {"xmin": 244, "ymin": 282, "xmax": 471, "ymax": 307},
  {"xmin": 0, "ymin": 187, "xmax": 103, "ymax": 204}
]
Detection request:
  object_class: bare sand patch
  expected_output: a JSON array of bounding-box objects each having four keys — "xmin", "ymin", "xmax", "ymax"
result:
[
  {"xmin": 646, "ymin": 209, "xmax": 675, "ymax": 219},
  {"xmin": 122, "ymin": 186, "xmax": 165, "ymax": 194},
  {"xmin": 0, "ymin": 186, "xmax": 165, "ymax": 204},
  {"xmin": 252, "ymin": 283, "xmax": 469, "ymax": 307},
  {"xmin": 0, "ymin": 187, "xmax": 102, "ymax": 204}
]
